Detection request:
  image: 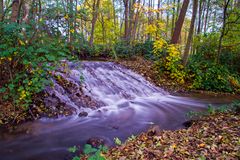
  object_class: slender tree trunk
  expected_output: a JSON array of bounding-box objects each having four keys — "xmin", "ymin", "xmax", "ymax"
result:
[
  {"xmin": 204, "ymin": 0, "xmax": 210, "ymax": 33},
  {"xmin": 201, "ymin": 1, "xmax": 206, "ymax": 33},
  {"xmin": 100, "ymin": 13, "xmax": 106, "ymax": 44},
  {"xmin": 171, "ymin": 0, "xmax": 189, "ymax": 44},
  {"xmin": 157, "ymin": 0, "xmax": 160, "ymax": 20},
  {"xmin": 128, "ymin": 0, "xmax": 136, "ymax": 42},
  {"xmin": 11, "ymin": 0, "xmax": 20, "ymax": 22},
  {"xmin": 123, "ymin": 0, "xmax": 129, "ymax": 42},
  {"xmin": 217, "ymin": 0, "xmax": 230, "ymax": 63},
  {"xmin": 197, "ymin": 0, "xmax": 205, "ymax": 34},
  {"xmin": 89, "ymin": 0, "xmax": 100, "ymax": 46},
  {"xmin": 22, "ymin": 0, "xmax": 30, "ymax": 23},
  {"xmin": 171, "ymin": 0, "xmax": 176, "ymax": 36},
  {"xmin": 183, "ymin": 0, "xmax": 198, "ymax": 66},
  {"xmin": 0, "ymin": 0, "xmax": 3, "ymax": 21},
  {"xmin": 176, "ymin": 0, "xmax": 181, "ymax": 17},
  {"xmin": 166, "ymin": 0, "xmax": 170, "ymax": 38},
  {"xmin": 132, "ymin": 0, "xmax": 141, "ymax": 42}
]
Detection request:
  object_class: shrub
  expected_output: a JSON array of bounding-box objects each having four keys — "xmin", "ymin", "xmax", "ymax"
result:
[
  {"xmin": 0, "ymin": 22, "xmax": 71, "ymax": 108},
  {"xmin": 187, "ymin": 58, "xmax": 239, "ymax": 92},
  {"xmin": 153, "ymin": 38, "xmax": 186, "ymax": 84}
]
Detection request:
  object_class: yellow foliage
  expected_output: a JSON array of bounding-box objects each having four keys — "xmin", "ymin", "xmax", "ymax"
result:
[
  {"xmin": 145, "ymin": 24, "xmax": 157, "ymax": 34},
  {"xmin": 19, "ymin": 40, "xmax": 25, "ymax": 46},
  {"xmin": 70, "ymin": 29, "xmax": 75, "ymax": 33},
  {"xmin": 153, "ymin": 38, "xmax": 167, "ymax": 54},
  {"xmin": 229, "ymin": 76, "xmax": 240, "ymax": 89},
  {"xmin": 64, "ymin": 14, "xmax": 69, "ymax": 19},
  {"xmin": 77, "ymin": 5, "xmax": 81, "ymax": 11},
  {"xmin": 153, "ymin": 39, "xmax": 185, "ymax": 84}
]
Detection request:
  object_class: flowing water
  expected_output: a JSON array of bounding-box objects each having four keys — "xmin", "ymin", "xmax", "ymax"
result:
[{"xmin": 0, "ymin": 61, "xmax": 238, "ymax": 160}]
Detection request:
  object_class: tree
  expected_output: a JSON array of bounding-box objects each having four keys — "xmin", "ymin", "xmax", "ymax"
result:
[
  {"xmin": 203, "ymin": 0, "xmax": 210, "ymax": 33},
  {"xmin": 89, "ymin": 0, "xmax": 101, "ymax": 46},
  {"xmin": 183, "ymin": 0, "xmax": 198, "ymax": 66},
  {"xmin": 0, "ymin": 0, "xmax": 3, "ymax": 21},
  {"xmin": 11, "ymin": 0, "xmax": 20, "ymax": 22},
  {"xmin": 197, "ymin": 0, "xmax": 206, "ymax": 34},
  {"xmin": 217, "ymin": 0, "xmax": 231, "ymax": 63},
  {"xmin": 123, "ymin": 0, "xmax": 129, "ymax": 42},
  {"xmin": 171, "ymin": 0, "xmax": 189, "ymax": 44}
]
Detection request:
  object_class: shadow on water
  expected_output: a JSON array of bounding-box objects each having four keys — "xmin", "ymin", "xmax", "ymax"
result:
[{"xmin": 0, "ymin": 61, "xmax": 239, "ymax": 160}]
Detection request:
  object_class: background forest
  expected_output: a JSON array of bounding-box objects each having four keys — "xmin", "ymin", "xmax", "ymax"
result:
[{"xmin": 0, "ymin": 0, "xmax": 240, "ymax": 108}]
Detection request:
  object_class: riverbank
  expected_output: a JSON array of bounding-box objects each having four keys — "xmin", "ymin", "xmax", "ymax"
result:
[
  {"xmin": 116, "ymin": 56, "xmax": 240, "ymax": 96},
  {"xmin": 104, "ymin": 107, "xmax": 240, "ymax": 159},
  {"xmin": 0, "ymin": 57, "xmax": 239, "ymax": 127}
]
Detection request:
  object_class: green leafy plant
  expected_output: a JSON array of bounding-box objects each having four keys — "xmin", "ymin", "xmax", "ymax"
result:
[
  {"xmin": 127, "ymin": 135, "xmax": 136, "ymax": 142},
  {"xmin": 68, "ymin": 146, "xmax": 78, "ymax": 153},
  {"xmin": 114, "ymin": 137, "xmax": 122, "ymax": 146},
  {"xmin": 0, "ymin": 22, "xmax": 72, "ymax": 108},
  {"xmin": 68, "ymin": 144, "xmax": 107, "ymax": 160}
]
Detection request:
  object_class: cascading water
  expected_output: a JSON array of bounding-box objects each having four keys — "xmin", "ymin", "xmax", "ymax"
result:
[{"xmin": 0, "ymin": 61, "xmax": 238, "ymax": 160}]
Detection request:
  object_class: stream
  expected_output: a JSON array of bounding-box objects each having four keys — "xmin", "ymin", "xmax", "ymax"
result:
[{"xmin": 0, "ymin": 61, "xmax": 238, "ymax": 160}]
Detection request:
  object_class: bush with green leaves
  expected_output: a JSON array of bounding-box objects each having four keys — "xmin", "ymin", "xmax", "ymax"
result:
[
  {"xmin": 133, "ymin": 40, "xmax": 154, "ymax": 59},
  {"xmin": 188, "ymin": 61, "xmax": 234, "ymax": 92},
  {"xmin": 113, "ymin": 41, "xmax": 133, "ymax": 58},
  {"xmin": 68, "ymin": 144, "xmax": 107, "ymax": 160},
  {"xmin": 0, "ymin": 22, "xmax": 72, "ymax": 108}
]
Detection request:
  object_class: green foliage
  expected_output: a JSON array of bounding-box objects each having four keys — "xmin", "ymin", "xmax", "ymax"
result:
[
  {"xmin": 68, "ymin": 146, "xmax": 78, "ymax": 153},
  {"xmin": 72, "ymin": 156, "xmax": 81, "ymax": 160},
  {"xmin": 113, "ymin": 41, "xmax": 133, "ymax": 58},
  {"xmin": 133, "ymin": 40, "xmax": 154, "ymax": 59},
  {"xmin": 127, "ymin": 135, "xmax": 136, "ymax": 142},
  {"xmin": 187, "ymin": 55, "xmax": 240, "ymax": 92},
  {"xmin": 187, "ymin": 101, "xmax": 240, "ymax": 119},
  {"xmin": 69, "ymin": 144, "xmax": 107, "ymax": 160},
  {"xmin": 114, "ymin": 137, "xmax": 122, "ymax": 145},
  {"xmin": 0, "ymin": 22, "xmax": 71, "ymax": 108}
]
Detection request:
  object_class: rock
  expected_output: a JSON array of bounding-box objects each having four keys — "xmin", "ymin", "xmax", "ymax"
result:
[
  {"xmin": 78, "ymin": 111, "xmax": 88, "ymax": 117},
  {"xmin": 147, "ymin": 125, "xmax": 161, "ymax": 136},
  {"xmin": 182, "ymin": 120, "xmax": 194, "ymax": 128},
  {"xmin": 86, "ymin": 137, "xmax": 105, "ymax": 148}
]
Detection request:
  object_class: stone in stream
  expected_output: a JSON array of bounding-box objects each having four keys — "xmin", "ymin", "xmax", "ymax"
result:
[
  {"xmin": 182, "ymin": 120, "xmax": 194, "ymax": 129},
  {"xmin": 78, "ymin": 111, "xmax": 88, "ymax": 117},
  {"xmin": 86, "ymin": 137, "xmax": 106, "ymax": 148}
]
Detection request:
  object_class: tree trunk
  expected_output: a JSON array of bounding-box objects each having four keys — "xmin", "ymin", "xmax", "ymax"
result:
[
  {"xmin": 132, "ymin": 0, "xmax": 142, "ymax": 42},
  {"xmin": 0, "ymin": 0, "xmax": 3, "ymax": 21},
  {"xmin": 217, "ymin": 0, "xmax": 231, "ymax": 63},
  {"xmin": 183, "ymin": 0, "xmax": 198, "ymax": 66},
  {"xmin": 166, "ymin": 0, "xmax": 170, "ymax": 38},
  {"xmin": 22, "ymin": 0, "xmax": 30, "ymax": 23},
  {"xmin": 197, "ymin": 0, "xmax": 205, "ymax": 34},
  {"xmin": 11, "ymin": 0, "xmax": 20, "ymax": 22},
  {"xmin": 171, "ymin": 0, "xmax": 189, "ymax": 44},
  {"xmin": 171, "ymin": 0, "xmax": 176, "ymax": 36},
  {"xmin": 157, "ymin": 0, "xmax": 160, "ymax": 20},
  {"xmin": 123, "ymin": 0, "xmax": 129, "ymax": 42},
  {"xmin": 204, "ymin": 0, "xmax": 210, "ymax": 33},
  {"xmin": 128, "ymin": 0, "xmax": 136, "ymax": 42},
  {"xmin": 89, "ymin": 0, "xmax": 100, "ymax": 46},
  {"xmin": 176, "ymin": 0, "xmax": 181, "ymax": 17}
]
